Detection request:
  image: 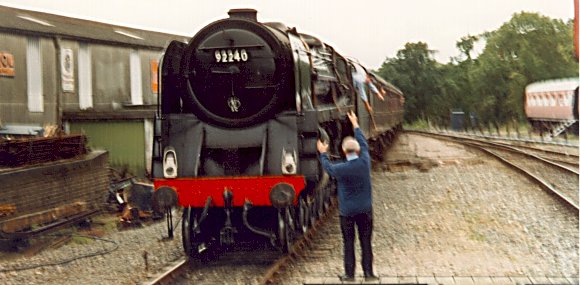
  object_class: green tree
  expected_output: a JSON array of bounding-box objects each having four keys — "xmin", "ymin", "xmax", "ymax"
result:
[
  {"xmin": 377, "ymin": 12, "xmax": 577, "ymax": 128},
  {"xmin": 472, "ymin": 12, "xmax": 578, "ymax": 123},
  {"xmin": 377, "ymin": 42, "xmax": 443, "ymax": 123}
]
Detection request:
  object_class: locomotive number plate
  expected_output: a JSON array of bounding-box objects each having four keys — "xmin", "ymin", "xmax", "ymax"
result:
[{"xmin": 214, "ymin": 49, "xmax": 248, "ymax": 63}]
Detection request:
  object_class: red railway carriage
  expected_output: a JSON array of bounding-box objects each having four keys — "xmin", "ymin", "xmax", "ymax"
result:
[
  {"xmin": 525, "ymin": 78, "xmax": 579, "ymax": 135},
  {"xmin": 151, "ymin": 9, "xmax": 403, "ymax": 258}
]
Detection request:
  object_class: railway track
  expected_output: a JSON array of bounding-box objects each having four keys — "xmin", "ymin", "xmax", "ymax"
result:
[
  {"xmin": 408, "ymin": 130, "xmax": 579, "ymax": 211},
  {"xmin": 143, "ymin": 200, "xmax": 338, "ymax": 285},
  {"xmin": 435, "ymin": 129, "xmax": 579, "ymax": 148},
  {"xmin": 446, "ymin": 131, "xmax": 579, "ymax": 168}
]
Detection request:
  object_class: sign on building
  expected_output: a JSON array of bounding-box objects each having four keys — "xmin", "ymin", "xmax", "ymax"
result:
[
  {"xmin": 61, "ymin": 48, "xmax": 75, "ymax": 92},
  {"xmin": 0, "ymin": 52, "xmax": 15, "ymax": 77}
]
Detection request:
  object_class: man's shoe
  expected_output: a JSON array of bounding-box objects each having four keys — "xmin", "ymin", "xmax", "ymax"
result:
[
  {"xmin": 338, "ymin": 274, "xmax": 355, "ymax": 282},
  {"xmin": 364, "ymin": 274, "xmax": 379, "ymax": 282}
]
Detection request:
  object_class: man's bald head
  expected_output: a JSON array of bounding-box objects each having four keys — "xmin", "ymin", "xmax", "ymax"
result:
[{"xmin": 341, "ymin": 136, "xmax": 360, "ymax": 154}]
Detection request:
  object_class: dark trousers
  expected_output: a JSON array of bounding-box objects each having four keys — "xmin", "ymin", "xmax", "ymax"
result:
[{"xmin": 340, "ymin": 211, "xmax": 373, "ymax": 276}]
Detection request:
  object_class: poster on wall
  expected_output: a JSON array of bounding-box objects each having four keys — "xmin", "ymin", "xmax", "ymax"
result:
[
  {"xmin": 0, "ymin": 52, "xmax": 15, "ymax": 77},
  {"xmin": 61, "ymin": 48, "xmax": 75, "ymax": 92}
]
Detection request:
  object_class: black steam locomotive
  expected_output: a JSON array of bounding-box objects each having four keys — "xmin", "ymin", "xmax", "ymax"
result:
[{"xmin": 152, "ymin": 9, "xmax": 404, "ymax": 257}]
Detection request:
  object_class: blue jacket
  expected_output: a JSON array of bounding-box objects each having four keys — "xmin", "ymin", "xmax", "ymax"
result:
[{"xmin": 319, "ymin": 128, "xmax": 372, "ymax": 216}]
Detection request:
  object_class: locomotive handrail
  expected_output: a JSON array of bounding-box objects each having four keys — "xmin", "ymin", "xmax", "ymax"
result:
[
  {"xmin": 198, "ymin": 44, "xmax": 265, "ymax": 50},
  {"xmin": 259, "ymin": 128, "xmax": 267, "ymax": 175},
  {"xmin": 244, "ymin": 84, "xmax": 279, "ymax": 89},
  {"xmin": 193, "ymin": 128, "xmax": 204, "ymax": 177}
]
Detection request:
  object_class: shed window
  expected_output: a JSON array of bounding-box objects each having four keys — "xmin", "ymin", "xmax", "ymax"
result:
[
  {"xmin": 130, "ymin": 49, "xmax": 143, "ymax": 105},
  {"xmin": 27, "ymin": 36, "xmax": 43, "ymax": 112},
  {"xmin": 78, "ymin": 43, "xmax": 93, "ymax": 110}
]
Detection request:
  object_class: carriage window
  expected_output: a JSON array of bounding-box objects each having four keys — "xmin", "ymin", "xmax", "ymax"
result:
[
  {"xmin": 549, "ymin": 95, "xmax": 556, "ymax": 106},
  {"xmin": 542, "ymin": 95, "xmax": 548, "ymax": 106}
]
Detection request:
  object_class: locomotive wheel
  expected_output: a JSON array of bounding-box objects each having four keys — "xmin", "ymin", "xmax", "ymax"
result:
[
  {"xmin": 277, "ymin": 208, "xmax": 294, "ymax": 253},
  {"xmin": 317, "ymin": 188, "xmax": 325, "ymax": 217},
  {"xmin": 182, "ymin": 207, "xmax": 205, "ymax": 258},
  {"xmin": 277, "ymin": 210, "xmax": 287, "ymax": 252},
  {"xmin": 285, "ymin": 207, "xmax": 295, "ymax": 250},
  {"xmin": 311, "ymin": 195, "xmax": 318, "ymax": 219},
  {"xmin": 298, "ymin": 197, "xmax": 309, "ymax": 233},
  {"xmin": 323, "ymin": 186, "xmax": 331, "ymax": 211},
  {"xmin": 284, "ymin": 208, "xmax": 294, "ymax": 252}
]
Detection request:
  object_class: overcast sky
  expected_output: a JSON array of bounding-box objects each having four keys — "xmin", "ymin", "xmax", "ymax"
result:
[{"xmin": 0, "ymin": 0, "xmax": 574, "ymax": 68}]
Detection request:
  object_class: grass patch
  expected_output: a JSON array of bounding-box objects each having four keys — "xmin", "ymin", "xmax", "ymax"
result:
[
  {"xmin": 71, "ymin": 235, "xmax": 93, "ymax": 245},
  {"xmin": 404, "ymin": 118, "xmax": 432, "ymax": 130},
  {"xmin": 91, "ymin": 215, "xmax": 119, "ymax": 233}
]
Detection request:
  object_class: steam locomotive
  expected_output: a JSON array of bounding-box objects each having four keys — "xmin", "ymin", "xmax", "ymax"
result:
[{"xmin": 151, "ymin": 9, "xmax": 404, "ymax": 257}]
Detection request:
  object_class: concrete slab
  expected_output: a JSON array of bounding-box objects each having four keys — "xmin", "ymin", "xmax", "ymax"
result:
[
  {"xmin": 435, "ymin": 276, "xmax": 456, "ymax": 284},
  {"xmin": 528, "ymin": 276, "xmax": 551, "ymax": 284},
  {"xmin": 490, "ymin": 276, "xmax": 513, "ymax": 285},
  {"xmin": 548, "ymin": 277, "xmax": 571, "ymax": 285},
  {"xmin": 455, "ymin": 277, "xmax": 474, "ymax": 284},
  {"xmin": 380, "ymin": 276, "xmax": 401, "ymax": 284},
  {"xmin": 472, "ymin": 276, "xmax": 494, "ymax": 284},
  {"xmin": 399, "ymin": 276, "xmax": 419, "ymax": 284},
  {"xmin": 417, "ymin": 276, "xmax": 438, "ymax": 285},
  {"xmin": 510, "ymin": 277, "xmax": 532, "ymax": 285}
]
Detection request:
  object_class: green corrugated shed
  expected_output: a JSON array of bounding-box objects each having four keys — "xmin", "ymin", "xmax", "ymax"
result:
[{"xmin": 70, "ymin": 121, "xmax": 146, "ymax": 176}]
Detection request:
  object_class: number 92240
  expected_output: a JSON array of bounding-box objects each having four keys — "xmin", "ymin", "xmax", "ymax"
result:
[{"xmin": 214, "ymin": 49, "xmax": 248, "ymax": 63}]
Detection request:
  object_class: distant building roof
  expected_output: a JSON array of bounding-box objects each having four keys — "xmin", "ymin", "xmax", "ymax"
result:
[{"xmin": 0, "ymin": 5, "xmax": 189, "ymax": 49}]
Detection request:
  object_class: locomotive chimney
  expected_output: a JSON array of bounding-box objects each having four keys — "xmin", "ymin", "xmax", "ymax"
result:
[{"xmin": 228, "ymin": 8, "xmax": 258, "ymax": 21}]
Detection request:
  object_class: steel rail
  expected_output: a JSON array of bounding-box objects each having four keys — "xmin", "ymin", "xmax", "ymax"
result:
[
  {"xmin": 408, "ymin": 130, "xmax": 579, "ymax": 211},
  {"xmin": 466, "ymin": 140, "xmax": 579, "ymax": 176},
  {"xmin": 407, "ymin": 130, "xmax": 579, "ymax": 175},
  {"xmin": 463, "ymin": 135, "xmax": 579, "ymax": 169},
  {"xmin": 142, "ymin": 258, "xmax": 188, "ymax": 285},
  {"xmin": 471, "ymin": 144, "xmax": 579, "ymax": 211},
  {"xmin": 440, "ymin": 129, "xmax": 579, "ymax": 148},
  {"xmin": 258, "ymin": 200, "xmax": 338, "ymax": 285},
  {"xmin": 143, "ymin": 201, "xmax": 338, "ymax": 285}
]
